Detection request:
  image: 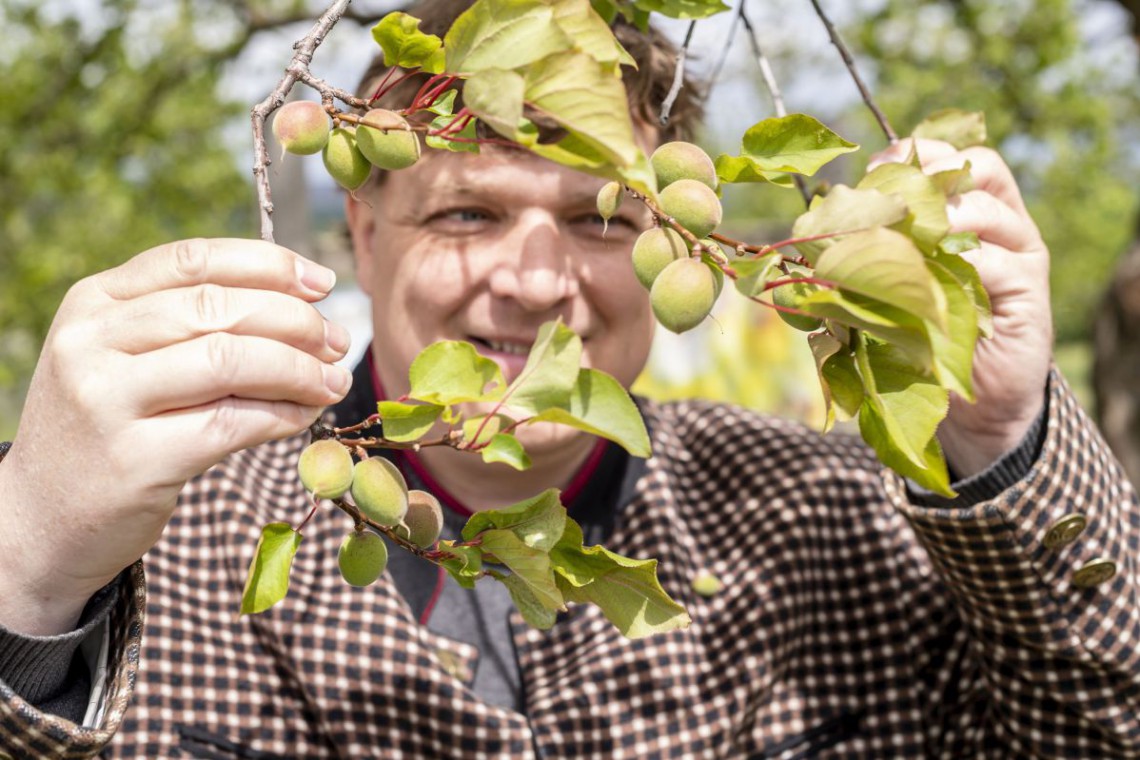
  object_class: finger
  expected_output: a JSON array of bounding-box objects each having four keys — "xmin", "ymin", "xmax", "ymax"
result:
[
  {"xmin": 923, "ymin": 147, "xmax": 1028, "ymax": 216},
  {"xmin": 139, "ymin": 398, "xmax": 324, "ymax": 477},
  {"xmin": 125, "ymin": 334, "xmax": 352, "ymax": 415},
  {"xmin": 101, "ymin": 285, "xmax": 351, "ymax": 363},
  {"xmin": 866, "ymin": 138, "xmax": 959, "ymax": 171},
  {"xmin": 94, "ymin": 238, "xmax": 336, "ymax": 303},
  {"xmin": 947, "ymin": 190, "xmax": 1043, "ymax": 253}
]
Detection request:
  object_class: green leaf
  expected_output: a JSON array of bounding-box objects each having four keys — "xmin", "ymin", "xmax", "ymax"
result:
[
  {"xmin": 714, "ymin": 154, "xmax": 796, "ymax": 186},
  {"xmin": 445, "ymin": 0, "xmax": 574, "ymax": 73},
  {"xmin": 462, "ymin": 413, "xmax": 515, "ymax": 447},
  {"xmin": 376, "ymin": 401, "xmax": 444, "ymax": 442},
  {"xmin": 632, "ymin": 0, "xmax": 731, "ymax": 20},
  {"xmin": 731, "ymin": 256, "xmax": 781, "ymax": 298},
  {"xmin": 424, "ymin": 89, "xmax": 457, "ymax": 116},
  {"xmin": 790, "ymin": 185, "xmax": 909, "ymax": 264},
  {"xmin": 553, "ymin": 0, "xmax": 636, "ymax": 70},
  {"xmin": 934, "ymin": 247, "xmax": 993, "ymax": 339},
  {"xmin": 716, "ymin": 114, "xmax": 858, "ymax": 181},
  {"xmin": 855, "ymin": 338, "xmax": 953, "ymax": 496},
  {"xmin": 372, "ymin": 12, "xmax": 445, "ymax": 73},
  {"xmin": 551, "ymin": 519, "xmax": 690, "ymax": 638},
  {"xmin": 498, "ymin": 571, "xmax": 559, "ymax": 629},
  {"xmin": 408, "ymin": 340, "xmax": 506, "ymax": 405},
  {"xmin": 438, "ymin": 541, "xmax": 483, "ymax": 588},
  {"xmin": 463, "ymin": 488, "xmax": 566, "ymax": 551},
  {"xmin": 523, "ymin": 50, "xmax": 641, "ymax": 168},
  {"xmin": 926, "ymin": 259, "xmax": 978, "ymax": 402},
  {"xmin": 528, "ymin": 368, "xmax": 651, "ymax": 457},
  {"xmin": 425, "ymin": 113, "xmax": 480, "ymax": 153},
  {"xmin": 480, "ymin": 529, "xmax": 564, "ymax": 610},
  {"xmin": 503, "ymin": 320, "xmax": 582, "ymax": 415},
  {"xmin": 938, "ymin": 231, "xmax": 980, "ymax": 255},
  {"xmin": 530, "ymin": 135, "xmax": 658, "ymax": 196},
  {"xmin": 911, "ymin": 108, "xmax": 987, "ymax": 150},
  {"xmin": 799, "ymin": 289, "xmax": 933, "ymax": 370},
  {"xmin": 813, "ymin": 228, "xmax": 948, "ymax": 332},
  {"xmin": 240, "ymin": 523, "xmax": 303, "ymax": 615},
  {"xmin": 930, "ymin": 162, "xmax": 975, "ymax": 197},
  {"xmin": 462, "ymin": 68, "xmax": 525, "ymax": 139},
  {"xmin": 481, "ymin": 433, "xmax": 532, "ymax": 470},
  {"xmin": 808, "ymin": 332, "xmax": 862, "ymax": 433},
  {"xmin": 857, "ymin": 162, "xmax": 949, "ymax": 254}
]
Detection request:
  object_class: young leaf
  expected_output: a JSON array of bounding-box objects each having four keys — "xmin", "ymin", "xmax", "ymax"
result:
[
  {"xmin": 523, "ymin": 50, "xmax": 641, "ymax": 168},
  {"xmin": 497, "ymin": 571, "xmax": 559, "ymax": 629},
  {"xmin": 632, "ymin": 0, "xmax": 731, "ymax": 20},
  {"xmin": 813, "ymin": 228, "xmax": 948, "ymax": 332},
  {"xmin": 551, "ymin": 519, "xmax": 690, "ymax": 639},
  {"xmin": 376, "ymin": 401, "xmax": 444, "ymax": 442},
  {"xmin": 552, "ymin": 0, "xmax": 636, "ymax": 71},
  {"xmin": 479, "ymin": 529, "xmax": 564, "ymax": 610},
  {"xmin": 934, "ymin": 247, "xmax": 993, "ymax": 339},
  {"xmin": 480, "ymin": 433, "xmax": 532, "ymax": 470},
  {"xmin": 425, "ymin": 114, "xmax": 480, "ymax": 153},
  {"xmin": 438, "ymin": 541, "xmax": 483, "ymax": 589},
  {"xmin": 462, "ymin": 488, "xmax": 566, "ymax": 552},
  {"xmin": 938, "ymin": 231, "xmax": 980, "ymax": 255},
  {"xmin": 530, "ymin": 134, "xmax": 658, "ymax": 196},
  {"xmin": 424, "ymin": 89, "xmax": 458, "ymax": 116},
  {"xmin": 731, "ymin": 256, "xmax": 781, "ymax": 298},
  {"xmin": 925, "ymin": 259, "xmax": 978, "ymax": 401},
  {"xmin": 715, "ymin": 114, "xmax": 858, "ymax": 182},
  {"xmin": 929, "ymin": 163, "xmax": 975, "ymax": 197},
  {"xmin": 462, "ymin": 413, "xmax": 515, "ymax": 447},
  {"xmin": 462, "ymin": 68, "xmax": 525, "ymax": 139},
  {"xmin": 808, "ymin": 332, "xmax": 863, "ymax": 433},
  {"xmin": 912, "ymin": 108, "xmax": 987, "ymax": 150},
  {"xmin": 503, "ymin": 320, "xmax": 582, "ymax": 415},
  {"xmin": 408, "ymin": 340, "xmax": 506, "ymax": 405},
  {"xmin": 855, "ymin": 338, "xmax": 953, "ymax": 496},
  {"xmin": 857, "ymin": 163, "xmax": 949, "ymax": 254},
  {"xmin": 790, "ymin": 186, "xmax": 909, "ymax": 264},
  {"xmin": 799, "ymin": 289, "xmax": 933, "ymax": 370},
  {"xmin": 527, "ymin": 368, "xmax": 651, "ymax": 457},
  {"xmin": 445, "ymin": 0, "xmax": 573, "ymax": 74},
  {"xmin": 714, "ymin": 155, "xmax": 794, "ymax": 186},
  {"xmin": 372, "ymin": 12, "xmax": 446, "ymax": 73},
  {"xmin": 240, "ymin": 523, "xmax": 304, "ymax": 615}
]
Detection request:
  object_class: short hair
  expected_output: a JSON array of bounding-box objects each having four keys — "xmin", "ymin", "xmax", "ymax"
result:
[{"xmin": 351, "ymin": 0, "xmax": 706, "ymax": 185}]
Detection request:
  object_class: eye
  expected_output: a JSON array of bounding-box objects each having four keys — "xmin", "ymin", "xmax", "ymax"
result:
[
  {"xmin": 444, "ymin": 208, "xmax": 490, "ymax": 223},
  {"xmin": 573, "ymin": 212, "xmax": 639, "ymax": 239}
]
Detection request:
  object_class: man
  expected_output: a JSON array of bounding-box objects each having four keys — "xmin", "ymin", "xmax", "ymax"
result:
[{"xmin": 1, "ymin": 2, "xmax": 1137, "ymax": 757}]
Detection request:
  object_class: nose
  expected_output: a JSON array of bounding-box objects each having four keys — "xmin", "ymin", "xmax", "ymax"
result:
[{"xmin": 488, "ymin": 209, "xmax": 580, "ymax": 311}]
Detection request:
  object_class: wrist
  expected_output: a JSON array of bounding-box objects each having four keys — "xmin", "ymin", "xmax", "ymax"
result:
[{"xmin": 939, "ymin": 391, "xmax": 1047, "ymax": 479}]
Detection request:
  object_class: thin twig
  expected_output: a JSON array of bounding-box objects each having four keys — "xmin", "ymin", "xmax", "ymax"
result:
[
  {"xmin": 708, "ymin": 0, "xmax": 746, "ymax": 85},
  {"xmin": 659, "ymin": 20, "xmax": 697, "ymax": 127},
  {"xmin": 250, "ymin": 0, "xmax": 354, "ymax": 243},
  {"xmin": 739, "ymin": 8, "xmax": 812, "ymax": 207},
  {"xmin": 807, "ymin": 0, "xmax": 898, "ymax": 144}
]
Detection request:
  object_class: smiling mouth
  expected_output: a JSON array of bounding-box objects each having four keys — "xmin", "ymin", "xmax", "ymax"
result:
[{"xmin": 470, "ymin": 337, "xmax": 532, "ymax": 356}]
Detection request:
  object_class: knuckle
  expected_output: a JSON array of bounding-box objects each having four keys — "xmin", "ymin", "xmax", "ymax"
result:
[
  {"xmin": 192, "ymin": 283, "xmax": 229, "ymax": 330},
  {"xmin": 204, "ymin": 333, "xmax": 241, "ymax": 386},
  {"xmin": 171, "ymin": 238, "xmax": 211, "ymax": 284},
  {"xmin": 206, "ymin": 398, "xmax": 246, "ymax": 449}
]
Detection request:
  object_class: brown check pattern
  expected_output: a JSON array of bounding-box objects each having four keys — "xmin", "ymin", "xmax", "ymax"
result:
[{"xmin": 2, "ymin": 372, "xmax": 1138, "ymax": 758}]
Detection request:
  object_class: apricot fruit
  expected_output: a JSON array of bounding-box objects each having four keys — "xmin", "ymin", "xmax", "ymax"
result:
[
  {"xmin": 631, "ymin": 228, "xmax": 687, "ymax": 290},
  {"xmin": 650, "ymin": 141, "xmax": 718, "ymax": 191},
  {"xmin": 650, "ymin": 257, "xmax": 718, "ymax": 333},
  {"xmin": 351, "ymin": 457, "xmax": 409, "ymax": 527},
  {"xmin": 338, "ymin": 530, "xmax": 388, "ymax": 587},
  {"xmin": 355, "ymin": 109, "xmax": 420, "ymax": 171},
  {"xmin": 323, "ymin": 127, "xmax": 371, "ymax": 191},
  {"xmin": 395, "ymin": 490, "xmax": 444, "ymax": 548},
  {"xmin": 658, "ymin": 179, "xmax": 722, "ymax": 239},
  {"xmin": 272, "ymin": 101, "xmax": 330, "ymax": 156},
  {"xmin": 297, "ymin": 440, "xmax": 353, "ymax": 500}
]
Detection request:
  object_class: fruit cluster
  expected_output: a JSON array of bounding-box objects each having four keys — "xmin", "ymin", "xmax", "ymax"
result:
[
  {"xmin": 297, "ymin": 439, "xmax": 444, "ymax": 587},
  {"xmin": 599, "ymin": 141, "xmax": 726, "ymax": 334},
  {"xmin": 272, "ymin": 100, "xmax": 421, "ymax": 191}
]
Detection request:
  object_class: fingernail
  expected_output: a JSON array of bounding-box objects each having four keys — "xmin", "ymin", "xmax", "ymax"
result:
[
  {"xmin": 296, "ymin": 259, "xmax": 336, "ymax": 294},
  {"xmin": 325, "ymin": 321, "xmax": 351, "ymax": 354},
  {"xmin": 323, "ymin": 364, "xmax": 352, "ymax": 395}
]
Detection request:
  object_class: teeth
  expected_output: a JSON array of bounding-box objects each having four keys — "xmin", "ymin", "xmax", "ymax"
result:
[{"xmin": 486, "ymin": 339, "xmax": 530, "ymax": 356}]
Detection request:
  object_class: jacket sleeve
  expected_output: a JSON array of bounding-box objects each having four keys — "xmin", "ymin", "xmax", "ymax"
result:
[
  {"xmin": 883, "ymin": 370, "xmax": 1140, "ymax": 756},
  {"xmin": 0, "ymin": 562, "xmax": 145, "ymax": 760}
]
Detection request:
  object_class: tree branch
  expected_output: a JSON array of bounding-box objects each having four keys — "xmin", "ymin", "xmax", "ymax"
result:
[{"xmin": 659, "ymin": 21, "xmax": 697, "ymax": 127}]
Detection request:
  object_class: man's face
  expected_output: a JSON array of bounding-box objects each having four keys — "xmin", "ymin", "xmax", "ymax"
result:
[{"xmin": 346, "ymin": 148, "xmax": 656, "ymax": 409}]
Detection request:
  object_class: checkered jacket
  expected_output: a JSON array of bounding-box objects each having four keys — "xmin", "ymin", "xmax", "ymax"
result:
[{"xmin": 2, "ymin": 372, "xmax": 1138, "ymax": 759}]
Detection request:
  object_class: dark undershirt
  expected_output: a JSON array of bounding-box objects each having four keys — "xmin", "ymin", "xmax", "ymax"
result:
[{"xmin": 0, "ymin": 354, "xmax": 1046, "ymax": 723}]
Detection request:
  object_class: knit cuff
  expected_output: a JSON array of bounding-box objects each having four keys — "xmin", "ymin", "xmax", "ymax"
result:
[{"xmin": 0, "ymin": 575, "xmax": 122, "ymax": 706}]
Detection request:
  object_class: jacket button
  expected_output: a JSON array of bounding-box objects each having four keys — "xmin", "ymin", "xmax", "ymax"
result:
[
  {"xmin": 1073, "ymin": 558, "xmax": 1117, "ymax": 589},
  {"xmin": 1044, "ymin": 514, "xmax": 1087, "ymax": 549}
]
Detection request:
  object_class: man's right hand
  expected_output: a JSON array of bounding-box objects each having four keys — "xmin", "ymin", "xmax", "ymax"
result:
[{"xmin": 0, "ymin": 239, "xmax": 353, "ymax": 635}]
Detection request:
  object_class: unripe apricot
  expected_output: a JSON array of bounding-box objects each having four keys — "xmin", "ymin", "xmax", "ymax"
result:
[
  {"xmin": 651, "ymin": 141, "xmax": 718, "ymax": 191},
  {"xmin": 395, "ymin": 490, "xmax": 444, "ymax": 548},
  {"xmin": 356, "ymin": 109, "xmax": 420, "ymax": 171},
  {"xmin": 272, "ymin": 101, "xmax": 330, "ymax": 156},
  {"xmin": 323, "ymin": 127, "xmax": 371, "ymax": 191},
  {"xmin": 772, "ymin": 266, "xmax": 824, "ymax": 332},
  {"xmin": 338, "ymin": 530, "xmax": 388, "ymax": 587},
  {"xmin": 631, "ymin": 227, "xmax": 687, "ymax": 290},
  {"xmin": 351, "ymin": 457, "xmax": 408, "ymax": 526},
  {"xmin": 658, "ymin": 179, "xmax": 722, "ymax": 239},
  {"xmin": 650, "ymin": 257, "xmax": 718, "ymax": 334},
  {"xmin": 297, "ymin": 440, "xmax": 354, "ymax": 500},
  {"xmin": 596, "ymin": 181, "xmax": 623, "ymax": 221}
]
